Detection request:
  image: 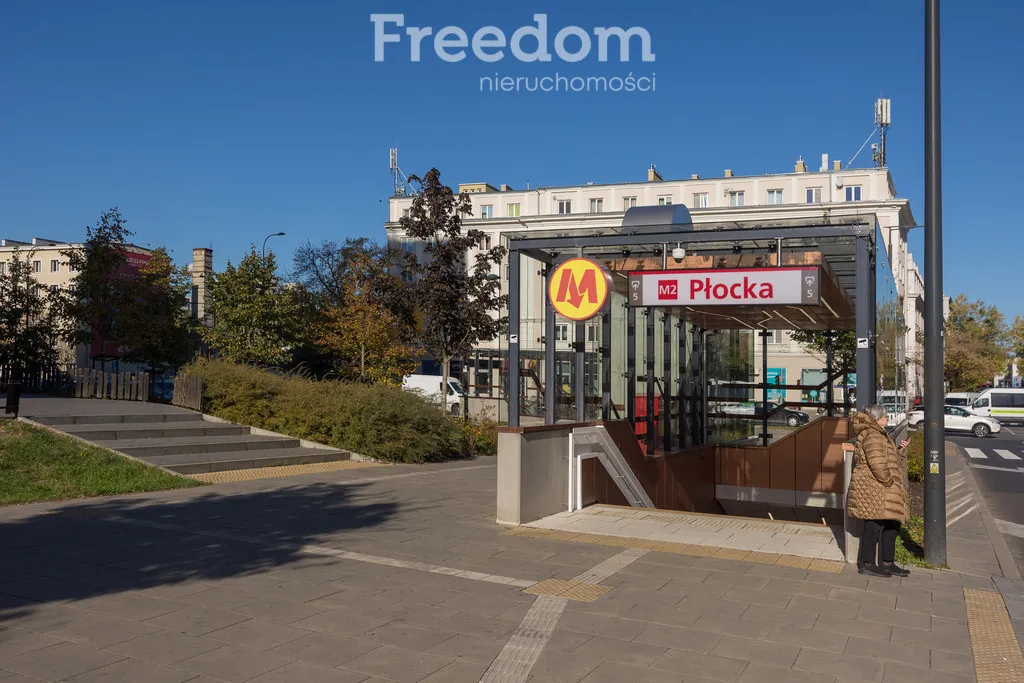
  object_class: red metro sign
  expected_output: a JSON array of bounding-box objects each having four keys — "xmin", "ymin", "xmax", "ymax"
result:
[{"xmin": 627, "ymin": 267, "xmax": 821, "ymax": 307}]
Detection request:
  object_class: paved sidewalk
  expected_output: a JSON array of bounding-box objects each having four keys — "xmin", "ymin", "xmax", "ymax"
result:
[{"xmin": 0, "ymin": 456, "xmax": 1019, "ymax": 683}]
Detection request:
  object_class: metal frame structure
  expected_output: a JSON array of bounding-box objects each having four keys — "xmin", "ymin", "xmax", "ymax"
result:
[{"xmin": 504, "ymin": 220, "xmax": 879, "ymax": 445}]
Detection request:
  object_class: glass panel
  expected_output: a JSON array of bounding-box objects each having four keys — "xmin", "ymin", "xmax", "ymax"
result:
[
  {"xmin": 610, "ymin": 287, "xmax": 627, "ymax": 421},
  {"xmin": 875, "ymin": 225, "xmax": 906, "ymax": 421},
  {"xmin": 706, "ymin": 329, "xmax": 755, "ymax": 444}
]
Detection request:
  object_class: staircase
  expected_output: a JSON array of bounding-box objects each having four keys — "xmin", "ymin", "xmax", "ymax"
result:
[{"xmin": 28, "ymin": 403, "xmax": 349, "ymax": 475}]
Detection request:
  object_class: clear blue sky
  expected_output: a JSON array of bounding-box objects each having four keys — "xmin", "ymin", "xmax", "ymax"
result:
[{"xmin": 2, "ymin": 1, "xmax": 1022, "ymax": 317}]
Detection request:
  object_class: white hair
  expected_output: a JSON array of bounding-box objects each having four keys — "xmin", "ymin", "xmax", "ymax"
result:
[{"xmin": 863, "ymin": 404, "xmax": 887, "ymax": 422}]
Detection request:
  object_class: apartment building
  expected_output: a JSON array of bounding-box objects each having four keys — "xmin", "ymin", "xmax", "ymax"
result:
[
  {"xmin": 385, "ymin": 156, "xmax": 924, "ymax": 402},
  {"xmin": 0, "ymin": 236, "xmax": 153, "ymax": 367}
]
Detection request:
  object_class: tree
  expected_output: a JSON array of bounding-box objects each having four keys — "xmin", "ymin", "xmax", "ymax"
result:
[
  {"xmin": 203, "ymin": 247, "xmax": 305, "ymax": 365},
  {"xmin": 60, "ymin": 208, "xmax": 136, "ymax": 362},
  {"xmin": 0, "ymin": 247, "xmax": 63, "ymax": 378},
  {"xmin": 116, "ymin": 248, "xmax": 201, "ymax": 374},
  {"xmin": 944, "ymin": 294, "xmax": 1007, "ymax": 391},
  {"xmin": 400, "ymin": 169, "xmax": 507, "ymax": 406},
  {"xmin": 789, "ymin": 330, "xmax": 857, "ymax": 371},
  {"xmin": 300, "ymin": 240, "xmax": 419, "ymax": 384}
]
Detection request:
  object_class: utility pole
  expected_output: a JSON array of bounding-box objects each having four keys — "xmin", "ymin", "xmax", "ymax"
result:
[{"xmin": 923, "ymin": 0, "xmax": 947, "ymax": 566}]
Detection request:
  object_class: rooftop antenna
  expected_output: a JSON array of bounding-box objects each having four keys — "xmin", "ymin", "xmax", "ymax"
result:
[
  {"xmin": 389, "ymin": 147, "xmax": 414, "ymax": 196},
  {"xmin": 844, "ymin": 97, "xmax": 892, "ymax": 169},
  {"xmin": 872, "ymin": 97, "xmax": 891, "ymax": 167}
]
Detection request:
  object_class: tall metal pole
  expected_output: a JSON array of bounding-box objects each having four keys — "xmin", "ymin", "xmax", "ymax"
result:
[{"xmin": 923, "ymin": 0, "xmax": 947, "ymax": 566}]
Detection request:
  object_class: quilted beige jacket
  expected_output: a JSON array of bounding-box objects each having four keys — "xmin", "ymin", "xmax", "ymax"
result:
[{"xmin": 847, "ymin": 412, "xmax": 909, "ymax": 522}]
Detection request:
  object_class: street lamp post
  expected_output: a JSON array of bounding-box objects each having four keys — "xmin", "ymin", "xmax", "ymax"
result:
[
  {"xmin": 923, "ymin": 0, "xmax": 947, "ymax": 566},
  {"xmin": 262, "ymin": 232, "xmax": 286, "ymax": 259}
]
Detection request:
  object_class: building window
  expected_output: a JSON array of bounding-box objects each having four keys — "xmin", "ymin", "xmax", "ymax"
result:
[
  {"xmin": 32, "ymin": 261, "xmax": 41, "ymax": 273},
  {"xmin": 50, "ymin": 260, "xmax": 60, "ymax": 272},
  {"xmin": 767, "ymin": 190, "xmax": 783, "ymax": 205},
  {"xmin": 728, "ymin": 191, "xmax": 744, "ymax": 207},
  {"xmin": 557, "ymin": 200, "xmax": 572, "ymax": 215},
  {"xmin": 845, "ymin": 185, "xmax": 862, "ymax": 201},
  {"xmin": 765, "ymin": 330, "xmax": 782, "ymax": 344},
  {"xmin": 477, "ymin": 234, "xmax": 492, "ymax": 251},
  {"xmin": 589, "ymin": 198, "xmax": 603, "ymax": 213},
  {"xmin": 587, "ymin": 325, "xmax": 599, "ymax": 343},
  {"xmin": 555, "ymin": 324, "xmax": 569, "ymax": 341},
  {"xmin": 401, "ymin": 208, "xmax": 411, "ymax": 219},
  {"xmin": 506, "ymin": 203, "xmax": 521, "ymax": 217},
  {"xmin": 623, "ymin": 196, "xmax": 637, "ymax": 210},
  {"xmin": 0, "ymin": 262, "xmax": 6, "ymax": 275},
  {"xmin": 480, "ymin": 204, "xmax": 493, "ymax": 219},
  {"xmin": 806, "ymin": 187, "xmax": 822, "ymax": 203},
  {"xmin": 400, "ymin": 238, "xmax": 416, "ymax": 254},
  {"xmin": 692, "ymin": 192, "xmax": 709, "ymax": 208},
  {"xmin": 658, "ymin": 196, "xmax": 672, "ymax": 206}
]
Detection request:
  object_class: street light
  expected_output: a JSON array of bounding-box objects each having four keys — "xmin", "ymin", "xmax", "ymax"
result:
[{"xmin": 262, "ymin": 232, "xmax": 286, "ymax": 259}]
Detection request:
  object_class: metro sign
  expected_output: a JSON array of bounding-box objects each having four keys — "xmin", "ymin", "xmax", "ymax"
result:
[
  {"xmin": 548, "ymin": 257, "xmax": 611, "ymax": 321},
  {"xmin": 628, "ymin": 267, "xmax": 821, "ymax": 307}
]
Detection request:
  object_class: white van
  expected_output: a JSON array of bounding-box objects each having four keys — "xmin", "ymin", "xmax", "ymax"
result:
[
  {"xmin": 944, "ymin": 392, "xmax": 979, "ymax": 408},
  {"xmin": 402, "ymin": 374, "xmax": 465, "ymax": 415},
  {"xmin": 971, "ymin": 388, "xmax": 1024, "ymax": 424}
]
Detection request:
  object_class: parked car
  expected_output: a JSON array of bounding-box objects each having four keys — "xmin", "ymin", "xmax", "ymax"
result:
[
  {"xmin": 908, "ymin": 405, "xmax": 1001, "ymax": 437},
  {"xmin": 714, "ymin": 403, "xmax": 810, "ymax": 428}
]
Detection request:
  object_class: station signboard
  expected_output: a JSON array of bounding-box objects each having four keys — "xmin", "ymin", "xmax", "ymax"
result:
[{"xmin": 627, "ymin": 266, "xmax": 821, "ymax": 307}]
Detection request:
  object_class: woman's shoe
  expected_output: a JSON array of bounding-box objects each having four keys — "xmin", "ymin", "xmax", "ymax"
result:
[
  {"xmin": 857, "ymin": 563, "xmax": 891, "ymax": 577},
  {"xmin": 883, "ymin": 564, "xmax": 910, "ymax": 577}
]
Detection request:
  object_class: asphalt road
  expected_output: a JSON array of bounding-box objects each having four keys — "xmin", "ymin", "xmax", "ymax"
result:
[{"xmin": 948, "ymin": 424, "xmax": 1024, "ymax": 578}]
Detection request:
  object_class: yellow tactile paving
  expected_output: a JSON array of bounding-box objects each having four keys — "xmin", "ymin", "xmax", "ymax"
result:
[
  {"xmin": 509, "ymin": 527, "xmax": 842, "ymax": 573},
  {"xmin": 522, "ymin": 578, "xmax": 612, "ymax": 602},
  {"xmin": 188, "ymin": 459, "xmax": 384, "ymax": 483},
  {"xmin": 964, "ymin": 588, "xmax": 1024, "ymax": 683}
]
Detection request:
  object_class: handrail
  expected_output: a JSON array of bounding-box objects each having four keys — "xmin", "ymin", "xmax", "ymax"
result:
[{"xmin": 571, "ymin": 425, "xmax": 654, "ymax": 509}]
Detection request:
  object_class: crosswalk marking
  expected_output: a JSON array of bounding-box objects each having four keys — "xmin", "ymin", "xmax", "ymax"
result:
[
  {"xmin": 995, "ymin": 449, "xmax": 1022, "ymax": 461},
  {"xmin": 965, "ymin": 448, "xmax": 987, "ymax": 459}
]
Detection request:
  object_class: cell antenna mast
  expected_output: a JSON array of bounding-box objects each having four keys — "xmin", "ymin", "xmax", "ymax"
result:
[
  {"xmin": 873, "ymin": 98, "xmax": 891, "ymax": 167},
  {"xmin": 389, "ymin": 147, "xmax": 414, "ymax": 196}
]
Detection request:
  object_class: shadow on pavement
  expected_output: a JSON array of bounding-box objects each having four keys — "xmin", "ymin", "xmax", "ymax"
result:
[{"xmin": 0, "ymin": 481, "xmax": 401, "ymax": 625}]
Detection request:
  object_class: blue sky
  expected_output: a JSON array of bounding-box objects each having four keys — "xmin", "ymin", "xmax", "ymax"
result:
[{"xmin": 2, "ymin": 1, "xmax": 1022, "ymax": 317}]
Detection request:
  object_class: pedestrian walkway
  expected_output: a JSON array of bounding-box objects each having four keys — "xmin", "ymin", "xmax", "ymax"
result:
[
  {"xmin": 523, "ymin": 504, "xmax": 845, "ymax": 562},
  {"xmin": 963, "ymin": 446, "xmax": 1024, "ymax": 462},
  {"xmin": 4, "ymin": 456, "xmax": 1022, "ymax": 683}
]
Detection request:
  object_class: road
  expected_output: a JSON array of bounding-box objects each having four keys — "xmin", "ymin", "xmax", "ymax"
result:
[{"xmin": 948, "ymin": 425, "xmax": 1024, "ymax": 578}]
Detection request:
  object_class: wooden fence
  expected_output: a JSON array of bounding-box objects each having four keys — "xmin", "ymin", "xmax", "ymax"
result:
[
  {"xmin": 71, "ymin": 368, "xmax": 151, "ymax": 401},
  {"xmin": 171, "ymin": 374, "xmax": 203, "ymax": 411}
]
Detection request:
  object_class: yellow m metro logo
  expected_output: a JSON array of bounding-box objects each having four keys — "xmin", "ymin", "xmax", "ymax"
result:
[{"xmin": 548, "ymin": 258, "xmax": 610, "ymax": 321}]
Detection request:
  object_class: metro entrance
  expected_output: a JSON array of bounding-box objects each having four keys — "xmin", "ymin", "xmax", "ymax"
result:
[{"xmin": 503, "ymin": 205, "xmax": 903, "ymax": 450}]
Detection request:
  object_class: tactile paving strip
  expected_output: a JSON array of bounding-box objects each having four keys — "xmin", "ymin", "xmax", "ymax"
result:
[
  {"xmin": 523, "ymin": 579, "xmax": 612, "ymax": 602},
  {"xmin": 507, "ymin": 526, "xmax": 844, "ymax": 573},
  {"xmin": 188, "ymin": 459, "xmax": 383, "ymax": 483},
  {"xmin": 964, "ymin": 588, "xmax": 1024, "ymax": 683}
]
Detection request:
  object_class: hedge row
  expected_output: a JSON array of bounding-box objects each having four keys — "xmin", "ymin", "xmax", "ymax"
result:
[{"xmin": 181, "ymin": 358, "xmax": 496, "ymax": 463}]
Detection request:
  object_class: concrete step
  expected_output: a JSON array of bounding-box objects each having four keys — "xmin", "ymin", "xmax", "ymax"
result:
[
  {"xmin": 94, "ymin": 434, "xmax": 299, "ymax": 458},
  {"xmin": 33, "ymin": 412, "xmax": 203, "ymax": 426},
  {"xmin": 62, "ymin": 421, "xmax": 248, "ymax": 441},
  {"xmin": 147, "ymin": 448, "xmax": 351, "ymax": 474}
]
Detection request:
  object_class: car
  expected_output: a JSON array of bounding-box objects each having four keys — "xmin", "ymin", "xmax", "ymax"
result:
[
  {"xmin": 714, "ymin": 403, "xmax": 810, "ymax": 428},
  {"xmin": 907, "ymin": 405, "xmax": 1001, "ymax": 438}
]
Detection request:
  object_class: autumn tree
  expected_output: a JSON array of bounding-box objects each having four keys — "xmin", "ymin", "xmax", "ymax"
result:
[
  {"xmin": 400, "ymin": 169, "xmax": 507, "ymax": 404},
  {"xmin": 0, "ymin": 247, "xmax": 63, "ymax": 379},
  {"xmin": 944, "ymin": 294, "xmax": 1008, "ymax": 391},
  {"xmin": 295, "ymin": 239, "xmax": 418, "ymax": 384},
  {"xmin": 789, "ymin": 330, "xmax": 857, "ymax": 371},
  {"xmin": 204, "ymin": 247, "xmax": 305, "ymax": 366},
  {"xmin": 61, "ymin": 208, "xmax": 137, "ymax": 361},
  {"xmin": 117, "ymin": 247, "xmax": 201, "ymax": 374}
]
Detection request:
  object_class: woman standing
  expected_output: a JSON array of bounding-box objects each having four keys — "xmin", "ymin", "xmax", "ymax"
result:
[{"xmin": 848, "ymin": 405, "xmax": 911, "ymax": 577}]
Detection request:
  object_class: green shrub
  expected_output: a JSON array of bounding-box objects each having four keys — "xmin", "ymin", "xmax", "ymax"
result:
[
  {"xmin": 461, "ymin": 417, "xmax": 498, "ymax": 457},
  {"xmin": 906, "ymin": 431, "xmax": 924, "ymax": 483},
  {"xmin": 182, "ymin": 358, "xmax": 467, "ymax": 464}
]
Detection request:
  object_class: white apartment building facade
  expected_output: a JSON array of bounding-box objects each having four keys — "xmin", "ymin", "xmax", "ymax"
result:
[{"xmin": 385, "ymin": 156, "xmax": 924, "ymax": 403}]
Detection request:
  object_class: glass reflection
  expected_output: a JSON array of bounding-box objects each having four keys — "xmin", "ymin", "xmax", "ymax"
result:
[{"xmin": 875, "ymin": 225, "xmax": 907, "ymax": 421}]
